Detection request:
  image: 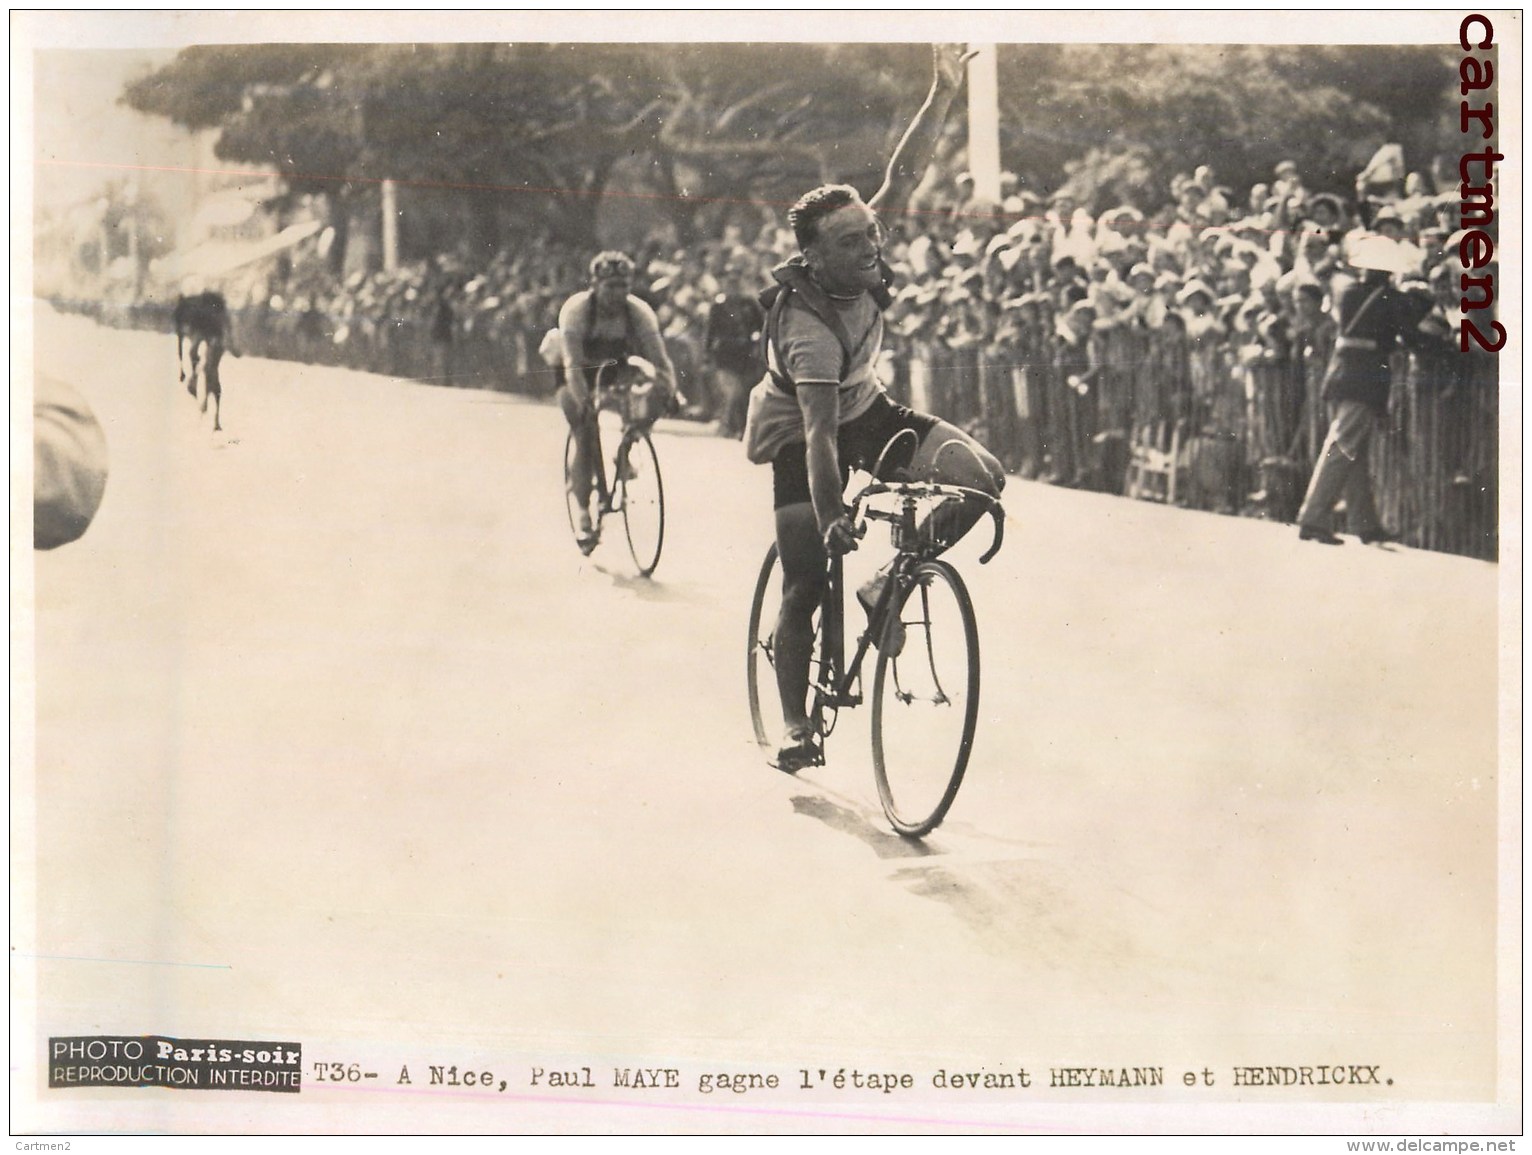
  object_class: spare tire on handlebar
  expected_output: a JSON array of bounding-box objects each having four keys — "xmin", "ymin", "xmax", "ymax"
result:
[{"xmin": 849, "ymin": 480, "xmax": 1005, "ymax": 564}]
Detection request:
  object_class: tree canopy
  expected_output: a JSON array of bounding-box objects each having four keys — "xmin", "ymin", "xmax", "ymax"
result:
[
  {"xmin": 122, "ymin": 41, "xmax": 1460, "ymax": 262},
  {"xmin": 995, "ymin": 44, "xmax": 1458, "ymax": 208}
]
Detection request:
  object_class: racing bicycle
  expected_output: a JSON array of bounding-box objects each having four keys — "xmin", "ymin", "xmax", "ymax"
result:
[
  {"xmin": 563, "ymin": 357, "xmax": 666, "ymax": 577},
  {"xmin": 745, "ymin": 441, "xmax": 1005, "ymax": 837}
]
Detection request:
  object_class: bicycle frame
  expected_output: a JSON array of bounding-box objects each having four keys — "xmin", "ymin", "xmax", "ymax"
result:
[
  {"xmin": 810, "ymin": 552, "xmax": 887, "ymax": 727},
  {"xmin": 808, "ymin": 480, "xmax": 1003, "ymax": 736},
  {"xmin": 580, "ymin": 360, "xmax": 650, "ymax": 516},
  {"xmin": 564, "ymin": 356, "xmax": 667, "ymax": 576},
  {"xmin": 746, "ymin": 466, "xmax": 1004, "ymax": 833}
]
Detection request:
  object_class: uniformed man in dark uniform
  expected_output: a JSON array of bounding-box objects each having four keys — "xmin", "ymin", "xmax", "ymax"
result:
[{"xmin": 1295, "ymin": 236, "xmax": 1432, "ymax": 545}]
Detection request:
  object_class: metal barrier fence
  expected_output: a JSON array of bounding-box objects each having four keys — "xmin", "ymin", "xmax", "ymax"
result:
[
  {"xmin": 69, "ymin": 297, "xmax": 1499, "ymax": 562},
  {"xmin": 885, "ymin": 323, "xmax": 1498, "ymax": 562}
]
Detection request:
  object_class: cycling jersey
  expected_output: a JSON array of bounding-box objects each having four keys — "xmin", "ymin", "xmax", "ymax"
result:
[
  {"xmin": 557, "ymin": 288, "xmax": 678, "ymax": 400},
  {"xmin": 559, "ymin": 290, "xmax": 638, "ymax": 391},
  {"xmin": 743, "ymin": 258, "xmax": 890, "ymax": 465}
]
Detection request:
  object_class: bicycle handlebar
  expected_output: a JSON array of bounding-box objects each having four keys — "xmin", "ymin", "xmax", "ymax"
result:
[
  {"xmin": 848, "ymin": 479, "xmax": 1006, "ymax": 564},
  {"xmin": 592, "ymin": 357, "xmax": 654, "ymax": 395},
  {"xmin": 585, "ymin": 358, "xmax": 664, "ymax": 426}
]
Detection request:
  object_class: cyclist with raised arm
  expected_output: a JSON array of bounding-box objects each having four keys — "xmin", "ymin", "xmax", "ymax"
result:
[
  {"xmin": 742, "ymin": 44, "xmax": 1006, "ymax": 773},
  {"xmin": 558, "ymin": 251, "xmax": 679, "ymax": 549}
]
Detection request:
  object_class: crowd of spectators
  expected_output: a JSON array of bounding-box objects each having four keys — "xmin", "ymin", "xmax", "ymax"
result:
[
  {"xmin": 68, "ymin": 146, "xmax": 1499, "ymax": 559},
  {"xmin": 232, "ymin": 236, "xmax": 586, "ymax": 396},
  {"xmin": 872, "ymin": 152, "xmax": 1494, "ymax": 542},
  {"xmin": 230, "ymin": 221, "xmax": 793, "ymax": 428}
]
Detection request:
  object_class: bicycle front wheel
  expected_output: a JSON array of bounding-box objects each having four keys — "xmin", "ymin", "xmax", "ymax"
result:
[
  {"xmin": 871, "ymin": 560, "xmax": 980, "ymax": 837},
  {"xmin": 563, "ymin": 428, "xmax": 587, "ymax": 546},
  {"xmin": 618, "ymin": 430, "xmax": 664, "ymax": 576},
  {"xmin": 746, "ymin": 545, "xmax": 785, "ymax": 749}
]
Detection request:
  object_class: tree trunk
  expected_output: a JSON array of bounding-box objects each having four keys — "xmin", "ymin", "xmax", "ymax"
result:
[
  {"xmin": 549, "ymin": 158, "xmax": 613, "ymax": 249},
  {"xmin": 342, "ymin": 190, "xmax": 379, "ymax": 279},
  {"xmin": 324, "ymin": 192, "xmax": 350, "ymax": 277},
  {"xmin": 465, "ymin": 189, "xmax": 501, "ymax": 265},
  {"xmin": 657, "ymin": 154, "xmax": 697, "ymax": 245}
]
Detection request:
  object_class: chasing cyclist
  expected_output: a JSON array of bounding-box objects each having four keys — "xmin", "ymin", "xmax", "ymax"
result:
[
  {"xmin": 742, "ymin": 44, "xmax": 1006, "ymax": 773},
  {"xmin": 558, "ymin": 251, "xmax": 680, "ymax": 549}
]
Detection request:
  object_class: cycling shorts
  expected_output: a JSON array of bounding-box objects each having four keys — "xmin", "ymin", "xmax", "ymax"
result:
[{"xmin": 771, "ymin": 392, "xmax": 939, "ymax": 511}]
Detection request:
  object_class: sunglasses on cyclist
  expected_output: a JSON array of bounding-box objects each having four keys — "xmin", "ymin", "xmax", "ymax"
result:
[{"xmin": 590, "ymin": 256, "xmax": 636, "ymax": 282}]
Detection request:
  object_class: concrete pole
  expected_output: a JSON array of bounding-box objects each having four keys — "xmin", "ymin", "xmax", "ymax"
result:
[
  {"xmin": 124, "ymin": 180, "xmax": 141, "ymax": 299},
  {"xmin": 128, "ymin": 220, "xmax": 141, "ymax": 299},
  {"xmin": 380, "ymin": 179, "xmax": 399, "ymax": 272},
  {"xmin": 967, "ymin": 45, "xmax": 1002, "ymax": 206}
]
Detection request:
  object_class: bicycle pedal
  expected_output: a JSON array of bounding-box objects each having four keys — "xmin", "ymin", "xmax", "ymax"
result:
[{"xmin": 770, "ymin": 744, "xmax": 823, "ymax": 774}]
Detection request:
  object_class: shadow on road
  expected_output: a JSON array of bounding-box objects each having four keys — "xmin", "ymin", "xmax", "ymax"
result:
[
  {"xmin": 786, "ymin": 791, "xmax": 1067, "ymax": 957},
  {"xmin": 788, "ymin": 794, "xmax": 938, "ymax": 860},
  {"xmin": 889, "ymin": 859, "xmax": 1065, "ymax": 958},
  {"xmin": 591, "ymin": 562, "xmax": 717, "ymax": 606}
]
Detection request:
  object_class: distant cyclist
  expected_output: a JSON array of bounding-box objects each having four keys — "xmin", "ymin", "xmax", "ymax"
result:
[
  {"xmin": 173, "ymin": 285, "xmax": 239, "ymax": 432},
  {"xmin": 557, "ymin": 251, "xmax": 679, "ymax": 548},
  {"xmin": 741, "ymin": 45, "xmax": 1006, "ymax": 773}
]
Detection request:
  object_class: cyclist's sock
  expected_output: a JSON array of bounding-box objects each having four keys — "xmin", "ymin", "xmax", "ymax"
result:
[
  {"xmin": 856, "ymin": 567, "xmax": 889, "ymax": 616},
  {"xmin": 856, "ymin": 567, "xmax": 905, "ymax": 657},
  {"xmin": 918, "ymin": 493, "xmax": 986, "ymax": 550}
]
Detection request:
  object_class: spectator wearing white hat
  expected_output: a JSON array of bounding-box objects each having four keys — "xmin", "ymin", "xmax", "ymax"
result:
[{"xmin": 1272, "ymin": 158, "xmax": 1308, "ymax": 208}]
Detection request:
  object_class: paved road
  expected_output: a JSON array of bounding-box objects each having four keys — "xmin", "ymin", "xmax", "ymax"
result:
[{"xmin": 18, "ymin": 306, "xmax": 1506, "ymax": 1133}]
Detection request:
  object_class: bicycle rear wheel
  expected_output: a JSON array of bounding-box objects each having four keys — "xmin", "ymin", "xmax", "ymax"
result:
[
  {"xmin": 871, "ymin": 559, "xmax": 980, "ymax": 837},
  {"xmin": 746, "ymin": 545, "xmax": 786, "ymax": 749},
  {"xmin": 617, "ymin": 429, "xmax": 664, "ymax": 576},
  {"xmin": 563, "ymin": 426, "xmax": 600, "ymax": 551},
  {"xmin": 747, "ymin": 544, "xmax": 832, "ymax": 754}
]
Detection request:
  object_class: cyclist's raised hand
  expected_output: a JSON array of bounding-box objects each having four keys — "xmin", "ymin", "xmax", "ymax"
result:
[{"xmin": 932, "ymin": 43, "xmax": 979, "ymax": 92}]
